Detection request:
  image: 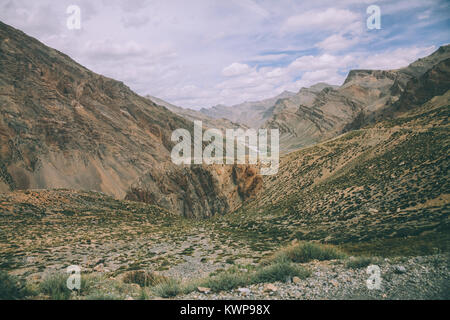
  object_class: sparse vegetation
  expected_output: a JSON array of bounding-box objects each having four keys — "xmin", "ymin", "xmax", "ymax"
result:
[
  {"xmin": 197, "ymin": 271, "xmax": 249, "ymax": 293},
  {"xmin": 0, "ymin": 270, "xmax": 29, "ymax": 300},
  {"xmin": 251, "ymin": 261, "xmax": 310, "ymax": 283},
  {"xmin": 39, "ymin": 273, "xmax": 72, "ymax": 300},
  {"xmin": 345, "ymin": 256, "xmax": 376, "ymax": 269},
  {"xmin": 122, "ymin": 270, "xmax": 168, "ymax": 287},
  {"xmin": 270, "ymin": 242, "xmax": 347, "ymax": 264},
  {"xmin": 152, "ymin": 278, "xmax": 182, "ymax": 298}
]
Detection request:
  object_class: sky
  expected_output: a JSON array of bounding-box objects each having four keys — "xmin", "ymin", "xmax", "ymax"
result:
[{"xmin": 0, "ymin": 0, "xmax": 449, "ymax": 109}]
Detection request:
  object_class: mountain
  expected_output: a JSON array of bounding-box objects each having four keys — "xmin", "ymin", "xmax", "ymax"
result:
[
  {"xmin": 145, "ymin": 95, "xmax": 247, "ymax": 131},
  {"xmin": 0, "ymin": 21, "xmax": 256, "ymax": 217},
  {"xmin": 199, "ymin": 90, "xmax": 295, "ymax": 128},
  {"xmin": 263, "ymin": 46, "xmax": 450, "ymax": 152},
  {"xmin": 262, "ymin": 83, "xmax": 339, "ymax": 152}
]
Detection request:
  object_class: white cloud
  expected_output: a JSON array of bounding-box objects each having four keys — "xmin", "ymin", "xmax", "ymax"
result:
[
  {"xmin": 232, "ymin": 0, "xmax": 270, "ymax": 18},
  {"xmin": 316, "ymin": 34, "xmax": 359, "ymax": 51},
  {"xmin": 222, "ymin": 63, "xmax": 252, "ymax": 77},
  {"xmin": 356, "ymin": 46, "xmax": 436, "ymax": 70},
  {"xmin": 288, "ymin": 54, "xmax": 353, "ymax": 72},
  {"xmin": 83, "ymin": 39, "xmax": 147, "ymax": 58},
  {"xmin": 0, "ymin": 0, "xmax": 447, "ymax": 109},
  {"xmin": 249, "ymin": 53, "xmax": 289, "ymax": 62},
  {"xmin": 282, "ymin": 8, "xmax": 359, "ymax": 33}
]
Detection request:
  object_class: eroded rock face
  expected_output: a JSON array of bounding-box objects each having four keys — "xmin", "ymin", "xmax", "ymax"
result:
[
  {"xmin": 0, "ymin": 21, "xmax": 257, "ymax": 217},
  {"xmin": 125, "ymin": 163, "xmax": 263, "ymax": 218},
  {"xmin": 395, "ymin": 58, "xmax": 450, "ymax": 111}
]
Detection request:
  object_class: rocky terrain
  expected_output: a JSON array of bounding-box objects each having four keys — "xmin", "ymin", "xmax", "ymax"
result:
[
  {"xmin": 181, "ymin": 254, "xmax": 449, "ymax": 300},
  {"xmin": 1, "ymin": 189, "xmax": 447, "ymax": 300}
]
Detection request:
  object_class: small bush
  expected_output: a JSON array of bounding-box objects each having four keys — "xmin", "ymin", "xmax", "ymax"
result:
[
  {"xmin": 0, "ymin": 271, "xmax": 28, "ymax": 300},
  {"xmin": 199, "ymin": 272, "xmax": 250, "ymax": 293},
  {"xmin": 190, "ymin": 262, "xmax": 310, "ymax": 293},
  {"xmin": 139, "ymin": 287, "xmax": 154, "ymax": 300},
  {"xmin": 252, "ymin": 262, "xmax": 310, "ymax": 283},
  {"xmin": 152, "ymin": 278, "xmax": 181, "ymax": 298},
  {"xmin": 122, "ymin": 270, "xmax": 168, "ymax": 287},
  {"xmin": 39, "ymin": 273, "xmax": 72, "ymax": 300},
  {"xmin": 272, "ymin": 242, "xmax": 347, "ymax": 263},
  {"xmin": 345, "ymin": 256, "xmax": 374, "ymax": 269}
]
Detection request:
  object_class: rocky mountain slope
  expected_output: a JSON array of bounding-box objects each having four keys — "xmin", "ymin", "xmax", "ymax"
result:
[
  {"xmin": 220, "ymin": 90, "xmax": 449, "ymax": 252},
  {"xmin": 263, "ymin": 83, "xmax": 339, "ymax": 152},
  {"xmin": 0, "ymin": 21, "xmax": 256, "ymax": 217}
]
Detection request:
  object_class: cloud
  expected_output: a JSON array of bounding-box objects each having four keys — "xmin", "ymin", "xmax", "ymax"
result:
[
  {"xmin": 83, "ymin": 39, "xmax": 147, "ymax": 59},
  {"xmin": 282, "ymin": 8, "xmax": 359, "ymax": 33},
  {"xmin": 356, "ymin": 46, "xmax": 436, "ymax": 70},
  {"xmin": 121, "ymin": 14, "xmax": 150, "ymax": 28},
  {"xmin": 232, "ymin": 0, "xmax": 270, "ymax": 18},
  {"xmin": 288, "ymin": 54, "xmax": 353, "ymax": 72},
  {"xmin": 0, "ymin": 0, "xmax": 447, "ymax": 109},
  {"xmin": 222, "ymin": 63, "xmax": 252, "ymax": 77},
  {"xmin": 316, "ymin": 34, "xmax": 359, "ymax": 51},
  {"xmin": 249, "ymin": 53, "xmax": 289, "ymax": 62}
]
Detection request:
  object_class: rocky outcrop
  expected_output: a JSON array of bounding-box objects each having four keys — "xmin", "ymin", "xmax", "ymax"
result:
[
  {"xmin": 395, "ymin": 58, "xmax": 450, "ymax": 111},
  {"xmin": 125, "ymin": 163, "xmax": 262, "ymax": 217}
]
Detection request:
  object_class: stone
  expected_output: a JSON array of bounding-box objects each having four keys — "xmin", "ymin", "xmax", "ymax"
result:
[
  {"xmin": 93, "ymin": 263, "xmax": 104, "ymax": 272},
  {"xmin": 197, "ymin": 287, "xmax": 211, "ymax": 294},
  {"xmin": 292, "ymin": 276, "xmax": 301, "ymax": 284},
  {"xmin": 393, "ymin": 265, "xmax": 407, "ymax": 274},
  {"xmin": 330, "ymin": 280, "xmax": 339, "ymax": 287},
  {"xmin": 263, "ymin": 284, "xmax": 277, "ymax": 292},
  {"xmin": 237, "ymin": 288, "xmax": 251, "ymax": 295}
]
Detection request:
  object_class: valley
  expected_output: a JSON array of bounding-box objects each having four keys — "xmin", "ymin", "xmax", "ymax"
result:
[{"xmin": 0, "ymin": 20, "xmax": 449, "ymax": 300}]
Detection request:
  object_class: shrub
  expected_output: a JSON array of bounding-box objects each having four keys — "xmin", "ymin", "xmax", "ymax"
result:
[
  {"xmin": 345, "ymin": 256, "xmax": 376, "ymax": 269},
  {"xmin": 0, "ymin": 270, "xmax": 28, "ymax": 300},
  {"xmin": 199, "ymin": 272, "xmax": 250, "ymax": 293},
  {"xmin": 152, "ymin": 278, "xmax": 181, "ymax": 298},
  {"xmin": 39, "ymin": 273, "xmax": 72, "ymax": 300},
  {"xmin": 272, "ymin": 242, "xmax": 347, "ymax": 263},
  {"xmin": 189, "ymin": 262, "xmax": 310, "ymax": 294},
  {"xmin": 122, "ymin": 270, "xmax": 168, "ymax": 287},
  {"xmin": 251, "ymin": 262, "xmax": 310, "ymax": 283}
]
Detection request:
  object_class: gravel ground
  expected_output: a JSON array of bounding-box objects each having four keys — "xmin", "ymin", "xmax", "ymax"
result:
[{"xmin": 179, "ymin": 254, "xmax": 450, "ymax": 300}]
